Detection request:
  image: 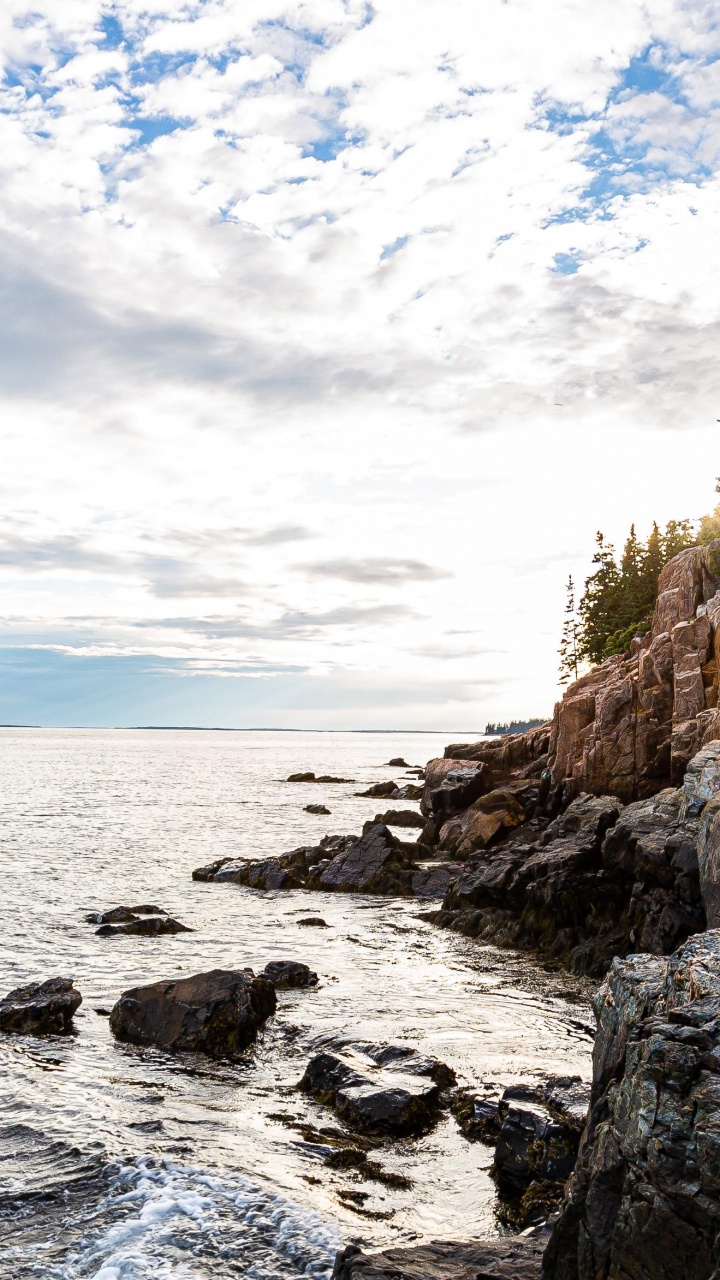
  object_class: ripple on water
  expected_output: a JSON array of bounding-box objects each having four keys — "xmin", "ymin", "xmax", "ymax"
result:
[{"xmin": 0, "ymin": 729, "xmax": 594, "ymax": 1273}]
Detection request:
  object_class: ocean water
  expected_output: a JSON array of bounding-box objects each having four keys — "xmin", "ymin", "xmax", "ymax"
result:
[{"xmin": 0, "ymin": 729, "xmax": 593, "ymax": 1278}]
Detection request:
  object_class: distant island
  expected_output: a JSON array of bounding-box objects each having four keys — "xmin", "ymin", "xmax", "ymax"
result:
[{"xmin": 484, "ymin": 718, "xmax": 547, "ymax": 736}]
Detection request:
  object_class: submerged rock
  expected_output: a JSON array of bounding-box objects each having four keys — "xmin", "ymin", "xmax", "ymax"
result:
[
  {"xmin": 298, "ymin": 917, "xmax": 329, "ymax": 927},
  {"xmin": 332, "ymin": 1238, "xmax": 544, "ymax": 1280},
  {"xmin": 86, "ymin": 904, "xmax": 165, "ymax": 924},
  {"xmin": 305, "ymin": 804, "xmax": 331, "ymax": 814},
  {"xmin": 356, "ymin": 781, "xmax": 397, "ymax": 798},
  {"xmin": 0, "ymin": 977, "xmax": 82, "ymax": 1035},
  {"xmin": 387, "ymin": 757, "xmax": 409, "ymax": 767},
  {"xmin": 544, "ymin": 931, "xmax": 720, "ymax": 1280},
  {"xmin": 96, "ymin": 915, "xmax": 192, "ymax": 937},
  {"xmin": 259, "ymin": 961, "xmax": 318, "ymax": 988},
  {"xmin": 109, "ymin": 968, "xmax": 276, "ymax": 1057},
  {"xmin": 299, "ymin": 1041, "xmax": 454, "ymax": 1136},
  {"xmin": 288, "ymin": 772, "xmax": 353, "ymax": 783}
]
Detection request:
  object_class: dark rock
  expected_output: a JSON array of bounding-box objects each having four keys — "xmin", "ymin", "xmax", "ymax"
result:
[
  {"xmin": 86, "ymin": 904, "xmax": 165, "ymax": 924},
  {"xmin": 544, "ymin": 931, "xmax": 720, "ymax": 1280},
  {"xmin": 192, "ymin": 856, "xmax": 234, "ymax": 881},
  {"xmin": 387, "ymin": 757, "xmax": 409, "ymax": 767},
  {"xmin": 311, "ymin": 824, "xmax": 417, "ymax": 895},
  {"xmin": 288, "ymin": 772, "xmax": 353, "ymax": 783},
  {"xmin": 332, "ymin": 1238, "xmax": 544, "ymax": 1280},
  {"xmin": 260, "ymin": 961, "xmax": 318, "ymax": 988},
  {"xmin": 305, "ymin": 804, "xmax": 331, "ymax": 814},
  {"xmin": 356, "ymin": 781, "xmax": 398, "ymax": 798},
  {"xmin": 299, "ymin": 1042, "xmax": 454, "ymax": 1136},
  {"xmin": 96, "ymin": 915, "xmax": 192, "ymax": 937},
  {"xmin": 390, "ymin": 783, "xmax": 423, "ymax": 800},
  {"xmin": 374, "ymin": 808, "xmax": 424, "ymax": 828},
  {"xmin": 298, "ymin": 917, "xmax": 329, "ymax": 927},
  {"xmin": 411, "ymin": 865, "xmax": 454, "ymax": 898},
  {"xmin": 438, "ymin": 788, "xmax": 527, "ymax": 858},
  {"xmin": 0, "ymin": 977, "xmax": 82, "ymax": 1035},
  {"xmin": 109, "ymin": 968, "xmax": 276, "ymax": 1057}
]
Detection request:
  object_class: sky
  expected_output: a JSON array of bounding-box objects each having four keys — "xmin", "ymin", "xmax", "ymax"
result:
[{"xmin": 0, "ymin": 0, "xmax": 719, "ymax": 730}]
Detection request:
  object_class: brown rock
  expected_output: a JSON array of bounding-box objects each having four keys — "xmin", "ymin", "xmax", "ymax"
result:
[{"xmin": 109, "ymin": 968, "xmax": 276, "ymax": 1056}]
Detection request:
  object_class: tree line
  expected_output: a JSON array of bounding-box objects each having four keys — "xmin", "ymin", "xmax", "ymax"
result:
[{"xmin": 559, "ymin": 484, "xmax": 720, "ymax": 684}]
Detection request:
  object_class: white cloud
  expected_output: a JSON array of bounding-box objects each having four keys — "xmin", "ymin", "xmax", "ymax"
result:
[{"xmin": 0, "ymin": 0, "xmax": 719, "ymax": 726}]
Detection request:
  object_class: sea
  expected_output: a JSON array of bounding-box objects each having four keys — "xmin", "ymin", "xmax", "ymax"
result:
[{"xmin": 0, "ymin": 729, "xmax": 593, "ymax": 1278}]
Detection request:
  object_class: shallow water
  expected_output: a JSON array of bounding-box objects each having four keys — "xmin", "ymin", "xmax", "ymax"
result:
[{"xmin": 0, "ymin": 729, "xmax": 593, "ymax": 1278}]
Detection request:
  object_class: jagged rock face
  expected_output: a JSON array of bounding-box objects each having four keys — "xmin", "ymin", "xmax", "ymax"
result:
[
  {"xmin": 548, "ymin": 542, "xmax": 720, "ymax": 803},
  {"xmin": 544, "ymin": 932, "xmax": 720, "ymax": 1280}
]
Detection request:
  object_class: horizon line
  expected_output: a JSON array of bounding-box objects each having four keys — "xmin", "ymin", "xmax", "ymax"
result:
[{"xmin": 0, "ymin": 723, "xmax": 497, "ymax": 734}]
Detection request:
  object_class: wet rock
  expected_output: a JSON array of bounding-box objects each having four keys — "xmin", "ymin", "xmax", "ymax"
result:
[
  {"xmin": 305, "ymin": 804, "xmax": 331, "ymax": 814},
  {"xmin": 288, "ymin": 772, "xmax": 354, "ymax": 783},
  {"xmin": 311, "ymin": 824, "xmax": 417, "ymax": 895},
  {"xmin": 86, "ymin": 904, "xmax": 165, "ymax": 924},
  {"xmin": 356, "ymin": 781, "xmax": 397, "ymax": 798},
  {"xmin": 387, "ymin": 757, "xmax": 409, "ymax": 767},
  {"xmin": 109, "ymin": 968, "xmax": 276, "ymax": 1057},
  {"xmin": 390, "ymin": 783, "xmax": 423, "ymax": 800},
  {"xmin": 299, "ymin": 1042, "xmax": 454, "ymax": 1136},
  {"xmin": 260, "ymin": 961, "xmax": 318, "ymax": 988},
  {"xmin": 374, "ymin": 808, "xmax": 424, "ymax": 828},
  {"xmin": 332, "ymin": 1238, "xmax": 544, "ymax": 1280},
  {"xmin": 192, "ymin": 856, "xmax": 234, "ymax": 881},
  {"xmin": 0, "ymin": 977, "xmax": 82, "ymax": 1035},
  {"xmin": 96, "ymin": 915, "xmax": 192, "ymax": 937},
  {"xmin": 298, "ymin": 917, "xmax": 329, "ymax": 927},
  {"xmin": 544, "ymin": 931, "xmax": 720, "ymax": 1280},
  {"xmin": 410, "ymin": 865, "xmax": 454, "ymax": 898}
]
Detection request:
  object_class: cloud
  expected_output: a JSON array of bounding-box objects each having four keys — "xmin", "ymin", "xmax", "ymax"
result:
[{"xmin": 301, "ymin": 557, "xmax": 451, "ymax": 584}]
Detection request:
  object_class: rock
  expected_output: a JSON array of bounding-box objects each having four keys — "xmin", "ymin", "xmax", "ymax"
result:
[
  {"xmin": 109, "ymin": 968, "xmax": 276, "ymax": 1057},
  {"xmin": 390, "ymin": 783, "xmax": 423, "ymax": 800},
  {"xmin": 192, "ymin": 857, "xmax": 234, "ymax": 881},
  {"xmin": 356, "ymin": 781, "xmax": 397, "ymax": 798},
  {"xmin": 332, "ymin": 1238, "xmax": 544, "ymax": 1280},
  {"xmin": 96, "ymin": 915, "xmax": 192, "ymax": 937},
  {"xmin": 439, "ymin": 788, "xmax": 527, "ymax": 858},
  {"xmin": 680, "ymin": 740, "xmax": 720, "ymax": 817},
  {"xmin": 311, "ymin": 824, "xmax": 417, "ymax": 895},
  {"xmin": 0, "ymin": 977, "xmax": 82, "ymax": 1036},
  {"xmin": 421, "ymin": 759, "xmax": 492, "ymax": 820},
  {"xmin": 298, "ymin": 917, "xmax": 329, "ymax": 927},
  {"xmin": 387, "ymin": 757, "xmax": 409, "ymax": 767},
  {"xmin": 299, "ymin": 1042, "xmax": 454, "ymax": 1136},
  {"xmin": 544, "ymin": 931, "xmax": 720, "ymax": 1280},
  {"xmin": 260, "ymin": 961, "xmax": 318, "ymax": 988},
  {"xmin": 288, "ymin": 772, "xmax": 354, "ymax": 783},
  {"xmin": 545, "ymin": 542, "xmax": 720, "ymax": 803},
  {"xmin": 86, "ymin": 904, "xmax": 165, "ymax": 924},
  {"xmin": 411, "ymin": 865, "xmax": 454, "ymax": 898},
  {"xmin": 374, "ymin": 808, "xmax": 424, "ymax": 828},
  {"xmin": 305, "ymin": 804, "xmax": 331, "ymax": 814},
  {"xmin": 698, "ymin": 797, "xmax": 720, "ymax": 926}
]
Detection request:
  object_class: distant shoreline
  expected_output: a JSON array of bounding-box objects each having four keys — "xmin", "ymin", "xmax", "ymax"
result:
[{"xmin": 0, "ymin": 724, "xmax": 489, "ymax": 734}]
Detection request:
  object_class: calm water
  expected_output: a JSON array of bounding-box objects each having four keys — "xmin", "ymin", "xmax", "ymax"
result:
[{"xmin": 0, "ymin": 730, "xmax": 592, "ymax": 1278}]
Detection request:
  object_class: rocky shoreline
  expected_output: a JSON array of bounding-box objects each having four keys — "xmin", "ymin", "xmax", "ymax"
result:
[{"xmin": 6, "ymin": 542, "xmax": 720, "ymax": 1276}]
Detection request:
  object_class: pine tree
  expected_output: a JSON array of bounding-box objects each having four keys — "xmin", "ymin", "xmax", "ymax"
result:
[
  {"xmin": 559, "ymin": 574, "xmax": 580, "ymax": 685},
  {"xmin": 578, "ymin": 533, "xmax": 621, "ymax": 664}
]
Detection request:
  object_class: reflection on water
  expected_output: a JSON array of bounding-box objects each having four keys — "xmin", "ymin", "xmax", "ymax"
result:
[{"xmin": 0, "ymin": 730, "xmax": 592, "ymax": 1277}]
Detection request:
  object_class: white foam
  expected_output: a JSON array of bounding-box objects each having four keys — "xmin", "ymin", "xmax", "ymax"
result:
[{"xmin": 53, "ymin": 1157, "xmax": 341, "ymax": 1280}]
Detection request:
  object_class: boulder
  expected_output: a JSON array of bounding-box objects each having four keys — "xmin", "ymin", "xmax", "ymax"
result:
[
  {"xmin": 390, "ymin": 783, "xmax": 423, "ymax": 800},
  {"xmin": 0, "ymin": 977, "xmax": 82, "ymax": 1036},
  {"xmin": 356, "ymin": 781, "xmax": 397, "ymax": 798},
  {"xmin": 86, "ymin": 904, "xmax": 165, "ymax": 924},
  {"xmin": 287, "ymin": 772, "xmax": 353, "ymax": 783},
  {"xmin": 259, "ymin": 961, "xmax": 318, "ymax": 988},
  {"xmin": 299, "ymin": 1041, "xmax": 454, "ymax": 1136},
  {"xmin": 305, "ymin": 804, "xmax": 331, "ymax": 814},
  {"xmin": 374, "ymin": 808, "xmax": 424, "ymax": 828},
  {"xmin": 387, "ymin": 757, "xmax": 409, "ymax": 767},
  {"xmin": 544, "ymin": 931, "xmax": 720, "ymax": 1280},
  {"xmin": 311, "ymin": 824, "xmax": 417, "ymax": 895},
  {"xmin": 439, "ymin": 788, "xmax": 526, "ymax": 858},
  {"xmin": 420, "ymin": 759, "xmax": 492, "ymax": 819},
  {"xmin": 96, "ymin": 915, "xmax": 192, "ymax": 937},
  {"xmin": 332, "ymin": 1239, "xmax": 544, "ymax": 1280},
  {"xmin": 298, "ymin": 917, "xmax": 329, "ymax": 927},
  {"xmin": 109, "ymin": 968, "xmax": 276, "ymax": 1057}
]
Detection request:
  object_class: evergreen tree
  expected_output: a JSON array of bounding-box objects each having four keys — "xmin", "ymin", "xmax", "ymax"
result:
[
  {"xmin": 577, "ymin": 533, "xmax": 621, "ymax": 665},
  {"xmin": 559, "ymin": 574, "xmax": 580, "ymax": 685}
]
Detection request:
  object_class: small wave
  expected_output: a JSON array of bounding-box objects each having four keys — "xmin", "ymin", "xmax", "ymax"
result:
[{"xmin": 42, "ymin": 1157, "xmax": 341, "ymax": 1280}]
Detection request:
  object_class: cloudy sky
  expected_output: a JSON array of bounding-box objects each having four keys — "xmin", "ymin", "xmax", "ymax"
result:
[{"xmin": 0, "ymin": 0, "xmax": 719, "ymax": 729}]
